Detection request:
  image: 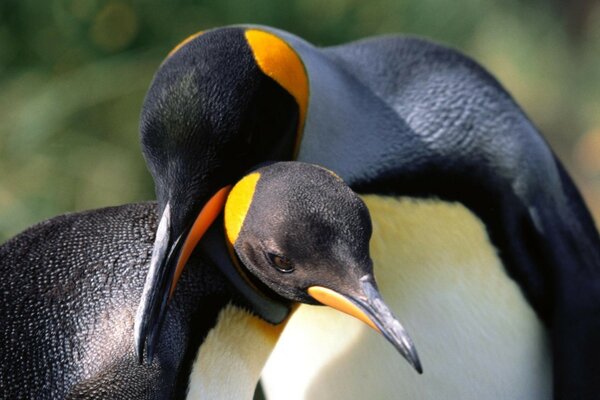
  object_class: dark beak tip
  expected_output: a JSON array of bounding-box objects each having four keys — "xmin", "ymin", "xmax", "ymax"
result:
[
  {"xmin": 135, "ymin": 348, "xmax": 143, "ymax": 365},
  {"xmin": 133, "ymin": 340, "xmax": 155, "ymax": 366},
  {"xmin": 407, "ymin": 346, "xmax": 423, "ymax": 374},
  {"xmin": 399, "ymin": 344, "xmax": 423, "ymax": 375},
  {"xmin": 414, "ymin": 359, "xmax": 424, "ymax": 375}
]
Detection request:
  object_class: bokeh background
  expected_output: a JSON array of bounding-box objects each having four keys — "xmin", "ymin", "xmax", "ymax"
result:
[{"xmin": 1, "ymin": 0, "xmax": 599, "ymax": 242}]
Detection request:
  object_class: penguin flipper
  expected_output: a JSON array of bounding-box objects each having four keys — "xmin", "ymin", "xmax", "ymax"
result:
[{"xmin": 540, "ymin": 161, "xmax": 600, "ymax": 398}]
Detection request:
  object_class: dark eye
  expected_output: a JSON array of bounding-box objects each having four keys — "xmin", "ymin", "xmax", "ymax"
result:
[{"xmin": 268, "ymin": 253, "xmax": 294, "ymax": 273}]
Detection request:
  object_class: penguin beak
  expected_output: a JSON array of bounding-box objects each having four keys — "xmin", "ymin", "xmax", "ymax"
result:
[
  {"xmin": 308, "ymin": 275, "xmax": 423, "ymax": 374},
  {"xmin": 134, "ymin": 186, "xmax": 231, "ymax": 363}
]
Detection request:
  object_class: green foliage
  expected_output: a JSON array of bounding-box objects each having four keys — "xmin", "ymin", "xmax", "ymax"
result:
[{"xmin": 1, "ymin": 0, "xmax": 599, "ymax": 241}]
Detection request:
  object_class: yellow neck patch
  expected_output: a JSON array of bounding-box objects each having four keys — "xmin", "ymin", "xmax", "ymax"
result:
[
  {"xmin": 244, "ymin": 29, "xmax": 309, "ymax": 157},
  {"xmin": 166, "ymin": 31, "xmax": 204, "ymax": 59},
  {"xmin": 225, "ymin": 172, "xmax": 261, "ymax": 246}
]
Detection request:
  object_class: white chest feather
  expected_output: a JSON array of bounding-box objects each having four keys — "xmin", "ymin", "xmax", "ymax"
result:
[
  {"xmin": 186, "ymin": 305, "xmax": 283, "ymax": 400},
  {"xmin": 262, "ymin": 195, "xmax": 551, "ymax": 400}
]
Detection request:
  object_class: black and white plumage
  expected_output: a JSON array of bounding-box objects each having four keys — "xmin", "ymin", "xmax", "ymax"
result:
[
  {"xmin": 2, "ymin": 24, "xmax": 599, "ymax": 400},
  {"xmin": 0, "ymin": 161, "xmax": 417, "ymax": 399},
  {"xmin": 260, "ymin": 28, "xmax": 600, "ymax": 399}
]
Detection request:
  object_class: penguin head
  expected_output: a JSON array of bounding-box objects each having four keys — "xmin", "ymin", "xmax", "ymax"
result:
[
  {"xmin": 225, "ymin": 162, "xmax": 371, "ymax": 302},
  {"xmin": 224, "ymin": 162, "xmax": 422, "ymax": 373},
  {"xmin": 135, "ymin": 26, "xmax": 309, "ymax": 360},
  {"xmin": 140, "ymin": 27, "xmax": 306, "ymax": 234}
]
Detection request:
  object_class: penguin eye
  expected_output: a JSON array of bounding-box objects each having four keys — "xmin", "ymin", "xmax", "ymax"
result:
[{"xmin": 267, "ymin": 253, "xmax": 294, "ymax": 273}]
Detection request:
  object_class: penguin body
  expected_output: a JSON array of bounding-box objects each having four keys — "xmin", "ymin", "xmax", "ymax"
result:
[
  {"xmin": 264, "ymin": 197, "xmax": 552, "ymax": 399},
  {"xmin": 0, "ymin": 203, "xmax": 234, "ymax": 399},
  {"xmin": 237, "ymin": 27, "xmax": 600, "ymax": 398}
]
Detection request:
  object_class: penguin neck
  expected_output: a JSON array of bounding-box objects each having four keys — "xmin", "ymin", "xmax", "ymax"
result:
[
  {"xmin": 258, "ymin": 26, "xmax": 428, "ymax": 185},
  {"xmin": 186, "ymin": 304, "xmax": 287, "ymax": 399}
]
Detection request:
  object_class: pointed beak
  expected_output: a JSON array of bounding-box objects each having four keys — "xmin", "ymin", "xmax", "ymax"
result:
[
  {"xmin": 308, "ymin": 275, "xmax": 422, "ymax": 374},
  {"xmin": 134, "ymin": 186, "xmax": 231, "ymax": 363}
]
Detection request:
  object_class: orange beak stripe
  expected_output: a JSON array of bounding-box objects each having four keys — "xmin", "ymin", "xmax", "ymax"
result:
[
  {"xmin": 307, "ymin": 286, "xmax": 380, "ymax": 332},
  {"xmin": 169, "ymin": 185, "xmax": 232, "ymax": 298}
]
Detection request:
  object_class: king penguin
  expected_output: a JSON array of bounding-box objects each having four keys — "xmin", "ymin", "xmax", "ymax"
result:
[
  {"xmin": 132, "ymin": 26, "xmax": 600, "ymax": 399},
  {"xmin": 0, "ymin": 161, "xmax": 419, "ymax": 399}
]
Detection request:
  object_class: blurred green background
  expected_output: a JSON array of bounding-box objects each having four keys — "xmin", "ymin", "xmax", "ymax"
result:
[{"xmin": 1, "ymin": 0, "xmax": 599, "ymax": 242}]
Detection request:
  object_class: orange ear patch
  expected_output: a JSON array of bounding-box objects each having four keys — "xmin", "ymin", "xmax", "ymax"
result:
[
  {"xmin": 244, "ymin": 29, "xmax": 309, "ymax": 157},
  {"xmin": 224, "ymin": 172, "xmax": 261, "ymax": 246}
]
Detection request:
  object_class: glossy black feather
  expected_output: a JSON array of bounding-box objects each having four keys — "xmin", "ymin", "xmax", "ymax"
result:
[{"xmin": 0, "ymin": 204, "xmax": 230, "ymax": 399}]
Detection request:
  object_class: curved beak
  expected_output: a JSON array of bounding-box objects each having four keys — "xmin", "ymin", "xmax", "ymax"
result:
[
  {"xmin": 134, "ymin": 186, "xmax": 231, "ymax": 363},
  {"xmin": 308, "ymin": 275, "xmax": 422, "ymax": 374}
]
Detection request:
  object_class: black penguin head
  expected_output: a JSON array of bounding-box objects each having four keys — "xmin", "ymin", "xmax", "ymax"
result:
[
  {"xmin": 135, "ymin": 27, "xmax": 309, "ymax": 361},
  {"xmin": 224, "ymin": 162, "xmax": 422, "ymax": 374},
  {"xmin": 140, "ymin": 27, "xmax": 305, "ymax": 234},
  {"xmin": 226, "ymin": 162, "xmax": 372, "ymax": 302}
]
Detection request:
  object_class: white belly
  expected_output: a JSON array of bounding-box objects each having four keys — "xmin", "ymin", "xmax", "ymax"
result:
[
  {"xmin": 262, "ymin": 195, "xmax": 551, "ymax": 400},
  {"xmin": 186, "ymin": 305, "xmax": 284, "ymax": 400}
]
